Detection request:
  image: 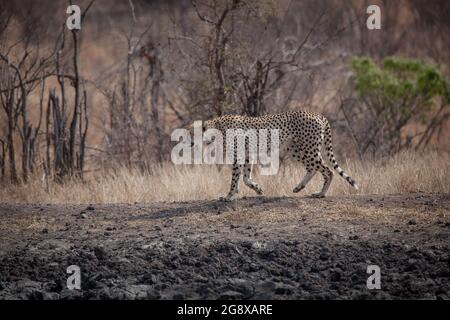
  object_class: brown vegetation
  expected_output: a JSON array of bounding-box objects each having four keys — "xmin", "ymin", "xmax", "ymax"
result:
[
  {"xmin": 0, "ymin": 0, "xmax": 449, "ymax": 197},
  {"xmin": 0, "ymin": 151, "xmax": 448, "ymax": 203}
]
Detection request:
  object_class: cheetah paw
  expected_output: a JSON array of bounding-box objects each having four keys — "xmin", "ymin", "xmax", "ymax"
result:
[
  {"xmin": 311, "ymin": 192, "xmax": 325, "ymax": 198},
  {"xmin": 293, "ymin": 185, "xmax": 305, "ymax": 193},
  {"xmin": 254, "ymin": 187, "xmax": 263, "ymax": 195},
  {"xmin": 219, "ymin": 195, "xmax": 235, "ymax": 202}
]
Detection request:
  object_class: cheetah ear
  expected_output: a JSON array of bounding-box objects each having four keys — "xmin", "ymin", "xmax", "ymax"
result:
[{"xmin": 202, "ymin": 120, "xmax": 211, "ymax": 132}]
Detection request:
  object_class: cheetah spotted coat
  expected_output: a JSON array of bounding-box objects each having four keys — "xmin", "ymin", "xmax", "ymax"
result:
[{"xmin": 202, "ymin": 110, "xmax": 358, "ymax": 201}]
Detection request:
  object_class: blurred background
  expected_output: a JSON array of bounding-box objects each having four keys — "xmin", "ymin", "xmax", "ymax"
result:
[{"xmin": 0, "ymin": 0, "xmax": 449, "ymax": 189}]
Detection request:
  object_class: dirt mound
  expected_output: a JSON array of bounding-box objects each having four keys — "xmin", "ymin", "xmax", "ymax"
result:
[{"xmin": 0, "ymin": 193, "xmax": 449, "ymax": 299}]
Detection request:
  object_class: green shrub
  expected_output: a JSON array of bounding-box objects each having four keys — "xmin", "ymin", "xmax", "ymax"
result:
[{"xmin": 349, "ymin": 57, "xmax": 449, "ymax": 155}]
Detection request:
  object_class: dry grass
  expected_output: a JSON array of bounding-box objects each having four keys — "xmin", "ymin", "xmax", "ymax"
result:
[{"xmin": 0, "ymin": 151, "xmax": 449, "ymax": 204}]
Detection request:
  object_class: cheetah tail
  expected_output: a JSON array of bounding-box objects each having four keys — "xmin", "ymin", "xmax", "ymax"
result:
[{"xmin": 324, "ymin": 121, "xmax": 359, "ymax": 190}]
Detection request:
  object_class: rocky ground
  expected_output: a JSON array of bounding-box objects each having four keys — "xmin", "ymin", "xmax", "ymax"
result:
[{"xmin": 0, "ymin": 193, "xmax": 449, "ymax": 300}]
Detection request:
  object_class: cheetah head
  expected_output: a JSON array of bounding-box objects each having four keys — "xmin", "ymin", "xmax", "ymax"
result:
[{"xmin": 186, "ymin": 119, "xmax": 215, "ymax": 147}]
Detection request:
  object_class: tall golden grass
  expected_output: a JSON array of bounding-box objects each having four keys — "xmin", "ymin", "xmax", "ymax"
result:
[{"xmin": 0, "ymin": 151, "xmax": 449, "ymax": 204}]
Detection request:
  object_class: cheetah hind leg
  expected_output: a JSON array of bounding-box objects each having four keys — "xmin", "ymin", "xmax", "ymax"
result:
[
  {"xmin": 293, "ymin": 169, "xmax": 316, "ymax": 193},
  {"xmin": 311, "ymin": 162, "xmax": 333, "ymax": 198},
  {"xmin": 219, "ymin": 164, "xmax": 242, "ymax": 201},
  {"xmin": 243, "ymin": 163, "xmax": 263, "ymax": 195}
]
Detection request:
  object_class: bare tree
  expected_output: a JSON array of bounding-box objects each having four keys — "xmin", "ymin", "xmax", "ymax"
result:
[
  {"xmin": 0, "ymin": 15, "xmax": 55, "ymax": 182},
  {"xmin": 100, "ymin": 1, "xmax": 171, "ymax": 167},
  {"xmin": 43, "ymin": 1, "xmax": 94, "ymax": 181},
  {"xmin": 168, "ymin": 0, "xmax": 355, "ymax": 120}
]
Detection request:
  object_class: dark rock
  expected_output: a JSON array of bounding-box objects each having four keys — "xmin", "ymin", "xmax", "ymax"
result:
[
  {"xmin": 42, "ymin": 292, "xmax": 60, "ymax": 300},
  {"xmin": 28, "ymin": 290, "xmax": 44, "ymax": 300},
  {"xmin": 258, "ymin": 280, "xmax": 276, "ymax": 291},
  {"xmin": 274, "ymin": 283, "xmax": 294, "ymax": 295},
  {"xmin": 173, "ymin": 293, "xmax": 184, "ymax": 299},
  {"xmin": 319, "ymin": 252, "xmax": 329, "ymax": 261},
  {"xmin": 125, "ymin": 285, "xmax": 153, "ymax": 299},
  {"xmin": 93, "ymin": 246, "xmax": 107, "ymax": 260},
  {"xmin": 330, "ymin": 269, "xmax": 342, "ymax": 282},
  {"xmin": 227, "ymin": 278, "xmax": 254, "ymax": 298},
  {"xmin": 219, "ymin": 290, "xmax": 243, "ymax": 300}
]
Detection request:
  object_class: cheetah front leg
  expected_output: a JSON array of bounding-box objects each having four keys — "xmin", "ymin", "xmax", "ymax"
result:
[
  {"xmin": 292, "ymin": 151, "xmax": 317, "ymax": 194},
  {"xmin": 243, "ymin": 162, "xmax": 263, "ymax": 195},
  {"xmin": 219, "ymin": 163, "xmax": 242, "ymax": 201}
]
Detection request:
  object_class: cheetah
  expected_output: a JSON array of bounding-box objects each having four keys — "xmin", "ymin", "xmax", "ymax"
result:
[{"xmin": 199, "ymin": 110, "xmax": 358, "ymax": 201}]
